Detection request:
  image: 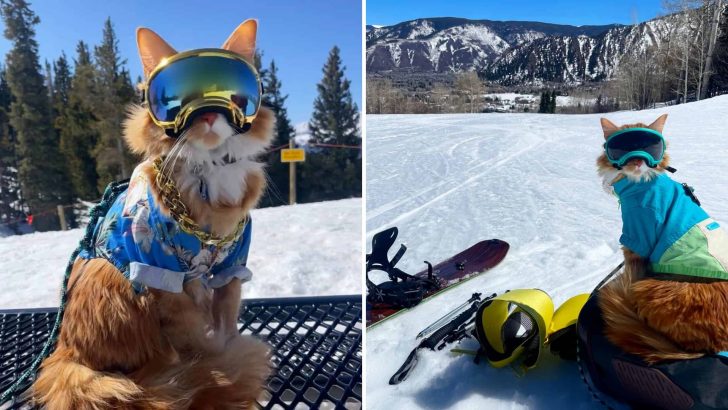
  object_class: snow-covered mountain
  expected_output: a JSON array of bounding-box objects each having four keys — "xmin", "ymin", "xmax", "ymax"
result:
[
  {"xmin": 366, "ymin": 96, "xmax": 728, "ymax": 409},
  {"xmin": 366, "ymin": 16, "xmax": 678, "ymax": 85}
]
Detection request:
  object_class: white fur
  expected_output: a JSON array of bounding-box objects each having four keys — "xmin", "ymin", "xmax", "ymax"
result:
[
  {"xmin": 621, "ymin": 161, "xmax": 660, "ymax": 183},
  {"xmin": 174, "ymin": 114, "xmax": 269, "ymax": 205},
  {"xmin": 598, "ymin": 167, "xmax": 621, "ymax": 195}
]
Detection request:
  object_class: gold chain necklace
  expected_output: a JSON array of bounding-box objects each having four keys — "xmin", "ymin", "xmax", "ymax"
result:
[{"xmin": 152, "ymin": 157, "xmax": 247, "ymax": 246}]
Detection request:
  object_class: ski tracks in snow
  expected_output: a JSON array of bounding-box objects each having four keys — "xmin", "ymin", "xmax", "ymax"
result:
[
  {"xmin": 366, "ymin": 99, "xmax": 728, "ymax": 410},
  {"xmin": 367, "ymin": 115, "xmax": 548, "ymax": 237}
]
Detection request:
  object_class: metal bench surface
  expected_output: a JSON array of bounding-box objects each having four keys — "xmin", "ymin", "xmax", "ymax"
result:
[{"xmin": 0, "ymin": 294, "xmax": 362, "ymax": 409}]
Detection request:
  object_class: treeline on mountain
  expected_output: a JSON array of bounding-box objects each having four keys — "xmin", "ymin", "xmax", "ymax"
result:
[
  {"xmin": 0, "ymin": 0, "xmax": 360, "ymax": 234},
  {"xmin": 367, "ymin": 1, "xmax": 728, "ymax": 114}
]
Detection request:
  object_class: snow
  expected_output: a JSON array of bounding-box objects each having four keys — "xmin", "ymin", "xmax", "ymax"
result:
[
  {"xmin": 484, "ymin": 93, "xmax": 537, "ymax": 102},
  {"xmin": 480, "ymin": 93, "xmax": 596, "ymax": 112},
  {"xmin": 556, "ymin": 95, "xmax": 597, "ymax": 106},
  {"xmin": 294, "ymin": 121, "xmax": 311, "ymax": 145},
  {"xmin": 407, "ymin": 20, "xmax": 435, "ymax": 39},
  {"xmin": 0, "ymin": 198, "xmax": 361, "ymax": 309},
  {"xmin": 366, "ymin": 96, "xmax": 728, "ymax": 409}
]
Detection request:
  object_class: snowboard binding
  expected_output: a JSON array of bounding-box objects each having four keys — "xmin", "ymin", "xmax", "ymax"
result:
[{"xmin": 366, "ymin": 227, "xmax": 440, "ymax": 309}]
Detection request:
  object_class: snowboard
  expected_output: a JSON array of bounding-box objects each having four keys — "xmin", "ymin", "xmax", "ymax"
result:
[{"xmin": 366, "ymin": 239, "xmax": 509, "ymax": 327}]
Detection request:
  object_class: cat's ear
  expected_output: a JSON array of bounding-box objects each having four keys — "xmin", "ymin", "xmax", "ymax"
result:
[
  {"xmin": 600, "ymin": 118, "xmax": 619, "ymax": 139},
  {"xmin": 136, "ymin": 28, "xmax": 177, "ymax": 77},
  {"xmin": 648, "ymin": 114, "xmax": 668, "ymax": 133},
  {"xmin": 221, "ymin": 19, "xmax": 257, "ymax": 62}
]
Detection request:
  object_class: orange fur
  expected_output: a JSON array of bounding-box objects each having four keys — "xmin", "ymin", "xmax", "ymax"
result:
[
  {"xmin": 33, "ymin": 22, "xmax": 273, "ymax": 409},
  {"xmin": 596, "ymin": 116, "xmax": 728, "ymax": 364}
]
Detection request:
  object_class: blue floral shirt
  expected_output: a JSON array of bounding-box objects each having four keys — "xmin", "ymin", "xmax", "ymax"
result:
[{"xmin": 79, "ymin": 164, "xmax": 253, "ymax": 293}]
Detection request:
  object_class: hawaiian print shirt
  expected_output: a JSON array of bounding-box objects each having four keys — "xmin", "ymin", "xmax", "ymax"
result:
[{"xmin": 79, "ymin": 163, "xmax": 253, "ymax": 293}]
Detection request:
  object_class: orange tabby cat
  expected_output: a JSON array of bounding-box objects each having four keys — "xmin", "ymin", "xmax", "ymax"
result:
[
  {"xmin": 32, "ymin": 20, "xmax": 273, "ymax": 409},
  {"xmin": 597, "ymin": 115, "xmax": 728, "ymax": 364}
]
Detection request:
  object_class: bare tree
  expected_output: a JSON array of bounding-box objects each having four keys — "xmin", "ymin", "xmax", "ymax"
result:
[
  {"xmin": 430, "ymin": 84, "xmax": 451, "ymax": 113},
  {"xmin": 616, "ymin": 46, "xmax": 664, "ymax": 109},
  {"xmin": 700, "ymin": 0, "xmax": 723, "ymax": 99},
  {"xmin": 455, "ymin": 72, "xmax": 485, "ymax": 113}
]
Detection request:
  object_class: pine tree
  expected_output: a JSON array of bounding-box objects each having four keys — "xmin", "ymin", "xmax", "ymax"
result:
[
  {"xmin": 252, "ymin": 50, "xmax": 270, "ymax": 105},
  {"xmin": 309, "ymin": 46, "xmax": 359, "ymax": 146},
  {"xmin": 93, "ymin": 17, "xmax": 136, "ymax": 189},
  {"xmin": 549, "ymin": 90, "xmax": 557, "ymax": 113},
  {"xmin": 302, "ymin": 46, "xmax": 361, "ymax": 202},
  {"xmin": 52, "ymin": 53, "xmax": 71, "ymax": 114},
  {"xmin": 259, "ymin": 59, "xmax": 296, "ymax": 207},
  {"xmin": 49, "ymin": 55, "xmax": 68, "ymax": 147},
  {"xmin": 538, "ymin": 91, "xmax": 547, "ymax": 113},
  {"xmin": 0, "ymin": 0, "xmax": 73, "ymax": 231},
  {"xmin": 0, "ymin": 67, "xmax": 25, "ymax": 233},
  {"xmin": 58, "ymin": 41, "xmax": 100, "ymax": 200},
  {"xmin": 44, "ymin": 59, "xmax": 53, "ymax": 118},
  {"xmin": 50, "ymin": 52, "xmax": 78, "ymax": 227}
]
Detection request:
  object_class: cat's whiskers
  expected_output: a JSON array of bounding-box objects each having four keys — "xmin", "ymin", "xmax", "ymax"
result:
[{"xmin": 161, "ymin": 131, "xmax": 190, "ymax": 176}]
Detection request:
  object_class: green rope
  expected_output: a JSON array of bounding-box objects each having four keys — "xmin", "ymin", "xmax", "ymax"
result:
[{"xmin": 0, "ymin": 180, "xmax": 128, "ymax": 405}]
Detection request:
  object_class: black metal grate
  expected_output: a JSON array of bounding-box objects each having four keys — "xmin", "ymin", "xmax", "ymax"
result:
[{"xmin": 0, "ymin": 295, "xmax": 362, "ymax": 409}]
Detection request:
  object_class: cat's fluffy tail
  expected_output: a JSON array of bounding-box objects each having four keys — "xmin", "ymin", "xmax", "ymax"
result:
[
  {"xmin": 599, "ymin": 272, "xmax": 703, "ymax": 364},
  {"xmin": 31, "ymin": 334, "xmax": 271, "ymax": 409},
  {"xmin": 32, "ymin": 350, "xmax": 193, "ymax": 410}
]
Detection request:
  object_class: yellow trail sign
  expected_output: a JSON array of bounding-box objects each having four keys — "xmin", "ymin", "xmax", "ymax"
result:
[{"xmin": 281, "ymin": 148, "xmax": 305, "ymax": 163}]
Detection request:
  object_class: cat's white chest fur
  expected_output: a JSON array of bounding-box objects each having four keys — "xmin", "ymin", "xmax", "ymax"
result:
[{"xmin": 176, "ymin": 127, "xmax": 268, "ymax": 205}]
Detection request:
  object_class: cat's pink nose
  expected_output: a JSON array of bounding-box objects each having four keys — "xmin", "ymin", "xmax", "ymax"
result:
[{"xmin": 198, "ymin": 112, "xmax": 218, "ymax": 126}]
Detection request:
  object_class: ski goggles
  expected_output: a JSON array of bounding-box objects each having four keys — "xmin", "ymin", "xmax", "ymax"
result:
[
  {"xmin": 143, "ymin": 48, "xmax": 262, "ymax": 137},
  {"xmin": 603, "ymin": 127, "xmax": 665, "ymax": 168}
]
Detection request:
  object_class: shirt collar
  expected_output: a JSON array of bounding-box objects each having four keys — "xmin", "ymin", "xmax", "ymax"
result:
[{"xmin": 612, "ymin": 173, "xmax": 665, "ymax": 197}]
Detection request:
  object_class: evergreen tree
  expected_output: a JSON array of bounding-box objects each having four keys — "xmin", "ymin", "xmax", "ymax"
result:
[
  {"xmin": 0, "ymin": 0, "xmax": 73, "ymax": 231},
  {"xmin": 252, "ymin": 50, "xmax": 270, "ymax": 104},
  {"xmin": 44, "ymin": 59, "xmax": 53, "ymax": 118},
  {"xmin": 52, "ymin": 53, "xmax": 71, "ymax": 113},
  {"xmin": 549, "ymin": 90, "xmax": 557, "ymax": 113},
  {"xmin": 308, "ymin": 46, "xmax": 359, "ymax": 146},
  {"xmin": 259, "ymin": 59, "xmax": 296, "ymax": 207},
  {"xmin": 58, "ymin": 41, "xmax": 100, "ymax": 200},
  {"xmin": 49, "ymin": 54, "xmax": 69, "ymax": 146},
  {"xmin": 302, "ymin": 46, "xmax": 361, "ymax": 202},
  {"xmin": 0, "ymin": 67, "xmax": 25, "ymax": 233},
  {"xmin": 538, "ymin": 91, "xmax": 547, "ymax": 113},
  {"xmin": 93, "ymin": 17, "xmax": 136, "ymax": 189}
]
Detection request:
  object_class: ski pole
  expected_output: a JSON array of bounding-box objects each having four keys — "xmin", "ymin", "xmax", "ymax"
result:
[{"xmin": 416, "ymin": 292, "xmax": 483, "ymax": 339}]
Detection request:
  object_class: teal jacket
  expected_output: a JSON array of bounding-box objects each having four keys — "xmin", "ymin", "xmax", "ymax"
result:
[{"xmin": 614, "ymin": 174, "xmax": 728, "ymax": 280}]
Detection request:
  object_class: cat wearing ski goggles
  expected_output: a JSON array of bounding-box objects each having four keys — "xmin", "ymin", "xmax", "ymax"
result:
[
  {"xmin": 32, "ymin": 20, "xmax": 273, "ymax": 409},
  {"xmin": 596, "ymin": 115, "xmax": 728, "ymax": 364}
]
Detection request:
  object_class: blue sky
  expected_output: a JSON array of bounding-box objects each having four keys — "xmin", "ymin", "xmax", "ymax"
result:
[
  {"xmin": 367, "ymin": 0, "xmax": 665, "ymax": 27},
  {"xmin": 0, "ymin": 0, "xmax": 362, "ymax": 125}
]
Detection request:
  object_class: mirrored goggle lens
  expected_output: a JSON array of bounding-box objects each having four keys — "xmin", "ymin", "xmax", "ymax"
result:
[
  {"xmin": 606, "ymin": 130, "xmax": 664, "ymax": 163},
  {"xmin": 147, "ymin": 55, "xmax": 260, "ymax": 123}
]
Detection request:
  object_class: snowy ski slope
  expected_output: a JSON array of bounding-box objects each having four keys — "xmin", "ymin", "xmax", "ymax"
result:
[
  {"xmin": 366, "ymin": 96, "xmax": 728, "ymax": 409},
  {"xmin": 0, "ymin": 198, "xmax": 362, "ymax": 309}
]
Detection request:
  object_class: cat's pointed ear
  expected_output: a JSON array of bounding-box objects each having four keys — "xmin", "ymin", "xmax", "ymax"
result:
[
  {"xmin": 136, "ymin": 28, "xmax": 177, "ymax": 77},
  {"xmin": 221, "ymin": 19, "xmax": 257, "ymax": 62},
  {"xmin": 600, "ymin": 118, "xmax": 619, "ymax": 139},
  {"xmin": 648, "ymin": 114, "xmax": 668, "ymax": 133}
]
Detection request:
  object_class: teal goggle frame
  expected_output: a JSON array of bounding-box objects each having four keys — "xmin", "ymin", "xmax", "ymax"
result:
[{"xmin": 604, "ymin": 127, "xmax": 665, "ymax": 169}]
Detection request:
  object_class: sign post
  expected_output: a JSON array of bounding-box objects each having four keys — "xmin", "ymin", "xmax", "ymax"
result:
[{"xmin": 281, "ymin": 141, "xmax": 306, "ymax": 205}]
